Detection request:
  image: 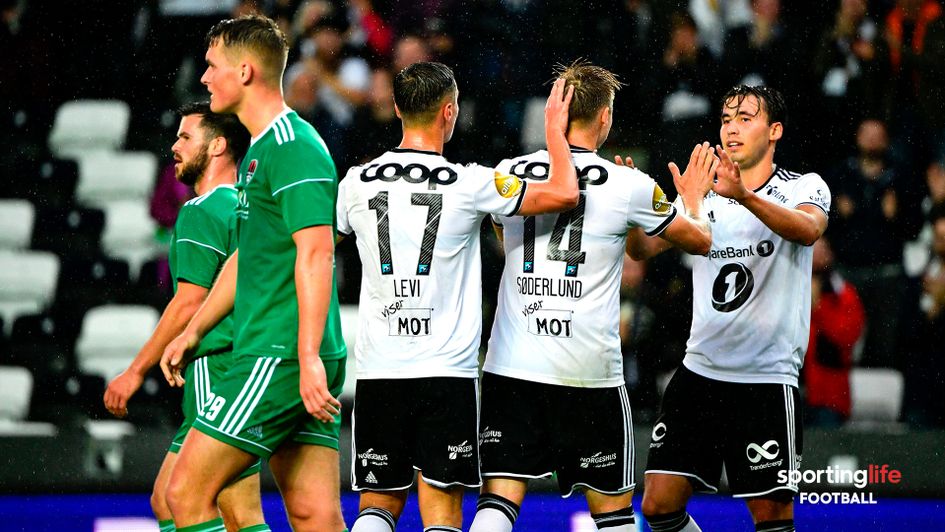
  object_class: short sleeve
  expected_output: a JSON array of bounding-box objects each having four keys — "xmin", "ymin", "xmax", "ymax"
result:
[
  {"xmin": 793, "ymin": 173, "xmax": 831, "ymax": 216},
  {"xmin": 336, "ymin": 173, "xmax": 352, "ymax": 236},
  {"xmin": 269, "ymin": 138, "xmax": 339, "ymax": 233},
  {"xmin": 174, "ymin": 205, "xmax": 229, "ymax": 288},
  {"xmin": 473, "ymin": 163, "xmax": 527, "ymax": 216},
  {"xmin": 627, "ymin": 169, "xmax": 678, "ymax": 236}
]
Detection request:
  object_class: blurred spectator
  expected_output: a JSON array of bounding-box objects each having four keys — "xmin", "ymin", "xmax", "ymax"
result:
[
  {"xmin": 904, "ymin": 159, "xmax": 945, "ymax": 276},
  {"xmin": 346, "ymin": 68, "xmax": 400, "ymax": 166},
  {"xmin": 346, "ymin": 0, "xmax": 394, "ymax": 60},
  {"xmin": 903, "ymin": 202, "xmax": 945, "ymax": 427},
  {"xmin": 804, "ymin": 237, "xmax": 865, "ymax": 428},
  {"xmin": 650, "ymin": 12, "xmax": 722, "ymax": 182},
  {"xmin": 723, "ymin": 0, "xmax": 798, "ymax": 90},
  {"xmin": 882, "ymin": 0, "xmax": 945, "ymax": 166},
  {"xmin": 811, "ymin": 0, "xmax": 890, "ymax": 168},
  {"xmin": 392, "ymin": 34, "xmax": 431, "ymax": 72},
  {"xmin": 689, "ymin": 0, "xmax": 753, "ymax": 58},
  {"xmin": 829, "ymin": 118, "xmax": 920, "ymax": 367},
  {"xmin": 619, "ymin": 256, "xmax": 659, "ymax": 421}
]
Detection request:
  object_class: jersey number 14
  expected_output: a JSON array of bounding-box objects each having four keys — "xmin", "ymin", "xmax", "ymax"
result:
[{"xmin": 523, "ymin": 196, "xmax": 587, "ymax": 277}]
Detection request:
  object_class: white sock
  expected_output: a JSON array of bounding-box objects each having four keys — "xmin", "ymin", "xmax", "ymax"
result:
[{"xmin": 351, "ymin": 507, "xmax": 396, "ymax": 532}]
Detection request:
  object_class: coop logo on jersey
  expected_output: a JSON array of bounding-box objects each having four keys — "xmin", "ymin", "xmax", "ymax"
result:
[
  {"xmin": 360, "ymin": 162, "xmax": 458, "ymax": 189},
  {"xmin": 652, "ymin": 184, "xmax": 672, "ymax": 214},
  {"xmin": 447, "ymin": 440, "xmax": 474, "ymax": 460},
  {"xmin": 245, "ymin": 159, "xmax": 258, "ymax": 183},
  {"xmin": 494, "ymin": 172, "xmax": 524, "ymax": 199}
]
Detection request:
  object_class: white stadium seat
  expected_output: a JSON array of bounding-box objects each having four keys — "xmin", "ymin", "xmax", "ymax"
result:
[
  {"xmin": 0, "ymin": 250, "xmax": 59, "ymax": 333},
  {"xmin": 0, "ymin": 366, "xmax": 57, "ymax": 437},
  {"xmin": 520, "ymin": 96, "xmax": 547, "ymax": 154},
  {"xmin": 75, "ymin": 305, "xmax": 159, "ymax": 380},
  {"xmin": 76, "ymin": 151, "xmax": 158, "ymax": 207},
  {"xmin": 48, "ymin": 99, "xmax": 131, "ymax": 158},
  {"xmin": 100, "ymin": 200, "xmax": 162, "ymax": 279},
  {"xmin": 850, "ymin": 368, "xmax": 905, "ymax": 423},
  {"xmin": 0, "ymin": 199, "xmax": 36, "ymax": 250}
]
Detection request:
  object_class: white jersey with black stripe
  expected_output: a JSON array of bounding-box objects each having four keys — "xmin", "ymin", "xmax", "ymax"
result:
[
  {"xmin": 683, "ymin": 165, "xmax": 831, "ymax": 386},
  {"xmin": 485, "ymin": 148, "xmax": 677, "ymax": 388},
  {"xmin": 337, "ymin": 148, "xmax": 526, "ymax": 379}
]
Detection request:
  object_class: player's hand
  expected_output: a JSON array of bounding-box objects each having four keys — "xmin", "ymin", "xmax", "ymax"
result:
[
  {"xmin": 161, "ymin": 331, "xmax": 198, "ymax": 387},
  {"xmin": 103, "ymin": 369, "xmax": 144, "ymax": 418},
  {"xmin": 300, "ymin": 357, "xmax": 341, "ymax": 423},
  {"xmin": 545, "ymin": 78, "xmax": 575, "ymax": 137},
  {"xmin": 614, "ymin": 154, "xmax": 635, "ymax": 169},
  {"xmin": 671, "ymin": 142, "xmax": 718, "ymax": 203},
  {"xmin": 713, "ymin": 144, "xmax": 749, "ymax": 202}
]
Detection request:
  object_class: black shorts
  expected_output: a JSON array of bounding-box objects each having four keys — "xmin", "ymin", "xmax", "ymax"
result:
[
  {"xmin": 479, "ymin": 372, "xmax": 635, "ymax": 497},
  {"xmin": 645, "ymin": 365, "xmax": 802, "ymax": 498},
  {"xmin": 351, "ymin": 377, "xmax": 481, "ymax": 491}
]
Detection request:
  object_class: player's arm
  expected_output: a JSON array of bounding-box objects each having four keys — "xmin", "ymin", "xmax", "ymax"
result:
[
  {"xmin": 714, "ymin": 146, "xmax": 827, "ymax": 245},
  {"xmin": 104, "ymin": 282, "xmax": 208, "ymax": 417},
  {"xmin": 294, "ymin": 225, "xmax": 342, "ymax": 423},
  {"xmin": 161, "ymin": 251, "xmax": 238, "ymax": 386},
  {"xmin": 626, "ymin": 143, "xmax": 716, "ymax": 258},
  {"xmin": 516, "ymin": 78, "xmax": 579, "ymax": 216}
]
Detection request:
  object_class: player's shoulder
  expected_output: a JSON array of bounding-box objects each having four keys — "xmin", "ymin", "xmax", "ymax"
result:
[
  {"xmin": 773, "ymin": 166, "xmax": 824, "ymax": 184},
  {"xmin": 264, "ymin": 111, "xmax": 332, "ymax": 157},
  {"xmin": 495, "ymin": 149, "xmax": 548, "ymax": 176},
  {"xmin": 182, "ymin": 185, "xmax": 237, "ymax": 223}
]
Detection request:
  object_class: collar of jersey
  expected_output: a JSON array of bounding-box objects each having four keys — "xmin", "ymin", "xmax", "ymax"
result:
[
  {"xmin": 250, "ymin": 107, "xmax": 294, "ymax": 146},
  {"xmin": 752, "ymin": 163, "xmax": 778, "ymax": 192},
  {"xmin": 194, "ymin": 183, "xmax": 237, "ymax": 200},
  {"xmin": 568, "ymin": 145, "xmax": 594, "ymax": 153},
  {"xmin": 391, "ymin": 147, "xmax": 442, "ymax": 156}
]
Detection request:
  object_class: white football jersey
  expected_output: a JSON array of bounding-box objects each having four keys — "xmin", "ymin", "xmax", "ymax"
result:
[
  {"xmin": 683, "ymin": 166, "xmax": 831, "ymax": 386},
  {"xmin": 338, "ymin": 148, "xmax": 526, "ymax": 379},
  {"xmin": 485, "ymin": 148, "xmax": 677, "ymax": 388}
]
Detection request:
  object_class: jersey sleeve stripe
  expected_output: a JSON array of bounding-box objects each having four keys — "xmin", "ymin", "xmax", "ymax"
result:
[
  {"xmin": 281, "ymin": 116, "xmax": 296, "ymax": 141},
  {"xmin": 275, "ymin": 118, "xmax": 291, "ymax": 144},
  {"xmin": 271, "ymin": 177, "xmax": 335, "ymax": 196},
  {"xmin": 176, "ymin": 238, "xmax": 227, "ymax": 256},
  {"xmin": 644, "ymin": 207, "xmax": 678, "ymax": 236},
  {"xmin": 793, "ymin": 201, "xmax": 829, "ymax": 217},
  {"xmin": 507, "ymin": 180, "xmax": 528, "ymax": 215}
]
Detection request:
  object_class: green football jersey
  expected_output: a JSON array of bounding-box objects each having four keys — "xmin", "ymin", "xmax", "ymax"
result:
[
  {"xmin": 233, "ymin": 109, "xmax": 346, "ymax": 361},
  {"xmin": 168, "ymin": 184, "xmax": 238, "ymax": 358}
]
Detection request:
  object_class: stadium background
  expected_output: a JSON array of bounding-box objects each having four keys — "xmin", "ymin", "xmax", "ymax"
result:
[{"xmin": 1, "ymin": 0, "xmax": 944, "ymax": 529}]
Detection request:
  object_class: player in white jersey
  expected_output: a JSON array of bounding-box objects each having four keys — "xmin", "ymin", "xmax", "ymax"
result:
[
  {"xmin": 637, "ymin": 86, "xmax": 830, "ymax": 532},
  {"xmin": 337, "ymin": 62, "xmax": 579, "ymax": 532},
  {"xmin": 470, "ymin": 62, "xmax": 716, "ymax": 532}
]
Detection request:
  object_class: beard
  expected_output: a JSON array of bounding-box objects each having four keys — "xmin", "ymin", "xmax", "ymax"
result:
[{"xmin": 176, "ymin": 146, "xmax": 210, "ymax": 187}]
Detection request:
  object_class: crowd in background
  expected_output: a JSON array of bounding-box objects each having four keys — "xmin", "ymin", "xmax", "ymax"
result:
[{"xmin": 1, "ymin": 0, "xmax": 944, "ymax": 428}]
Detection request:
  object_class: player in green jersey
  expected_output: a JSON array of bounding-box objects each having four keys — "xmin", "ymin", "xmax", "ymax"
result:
[
  {"xmin": 161, "ymin": 14, "xmax": 347, "ymax": 532},
  {"xmin": 103, "ymin": 102, "xmax": 268, "ymax": 532}
]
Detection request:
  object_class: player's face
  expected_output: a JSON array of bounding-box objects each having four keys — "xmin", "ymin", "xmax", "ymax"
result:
[
  {"xmin": 171, "ymin": 114, "xmax": 211, "ymax": 187},
  {"xmin": 201, "ymin": 41, "xmax": 242, "ymax": 114},
  {"xmin": 719, "ymin": 94, "xmax": 780, "ymax": 170}
]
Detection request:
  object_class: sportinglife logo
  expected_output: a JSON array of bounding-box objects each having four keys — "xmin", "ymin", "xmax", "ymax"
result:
[{"xmin": 781, "ymin": 464, "xmax": 902, "ymax": 505}]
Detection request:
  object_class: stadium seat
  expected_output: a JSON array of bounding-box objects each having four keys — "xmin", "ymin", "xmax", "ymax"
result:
[
  {"xmin": 100, "ymin": 200, "xmax": 163, "ymax": 279},
  {"xmin": 54, "ymin": 255, "xmax": 131, "ymax": 313},
  {"xmin": 339, "ymin": 304, "xmax": 359, "ymax": 400},
  {"xmin": 47, "ymin": 100, "xmax": 131, "ymax": 158},
  {"xmin": 75, "ymin": 304, "xmax": 159, "ymax": 381},
  {"xmin": 76, "ymin": 152, "xmax": 158, "ymax": 207},
  {"xmin": 520, "ymin": 96, "xmax": 547, "ymax": 153},
  {"xmin": 32, "ymin": 206, "xmax": 106, "ymax": 259},
  {"xmin": 0, "ymin": 251, "xmax": 60, "ymax": 335},
  {"xmin": 849, "ymin": 368, "xmax": 905, "ymax": 423},
  {"xmin": 0, "ymin": 366, "xmax": 58, "ymax": 437},
  {"xmin": 0, "ymin": 199, "xmax": 36, "ymax": 250},
  {"xmin": 2, "ymin": 157, "xmax": 81, "ymax": 210},
  {"xmin": 8, "ymin": 313, "xmax": 76, "ymax": 379}
]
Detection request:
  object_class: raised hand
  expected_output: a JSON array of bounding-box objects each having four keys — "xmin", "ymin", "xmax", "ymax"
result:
[
  {"xmin": 713, "ymin": 144, "xmax": 749, "ymax": 201},
  {"xmin": 614, "ymin": 154, "xmax": 635, "ymax": 169},
  {"xmin": 545, "ymin": 78, "xmax": 575, "ymax": 137},
  {"xmin": 670, "ymin": 142, "xmax": 718, "ymax": 205}
]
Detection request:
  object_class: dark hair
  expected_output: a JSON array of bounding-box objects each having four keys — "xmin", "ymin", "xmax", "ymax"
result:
[
  {"xmin": 178, "ymin": 101, "xmax": 251, "ymax": 162},
  {"xmin": 206, "ymin": 14, "xmax": 288, "ymax": 84},
  {"xmin": 721, "ymin": 85, "xmax": 787, "ymax": 126},
  {"xmin": 393, "ymin": 62, "xmax": 457, "ymax": 124},
  {"xmin": 554, "ymin": 60, "xmax": 622, "ymax": 124}
]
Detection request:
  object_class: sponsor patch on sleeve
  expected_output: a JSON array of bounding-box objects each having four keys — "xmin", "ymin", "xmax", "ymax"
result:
[
  {"xmin": 494, "ymin": 172, "xmax": 524, "ymax": 199},
  {"xmin": 652, "ymin": 184, "xmax": 672, "ymax": 214}
]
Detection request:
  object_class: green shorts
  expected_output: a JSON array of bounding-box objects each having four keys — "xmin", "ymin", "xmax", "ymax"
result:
[
  {"xmin": 170, "ymin": 355, "xmax": 262, "ymax": 479},
  {"xmin": 192, "ymin": 354, "xmax": 345, "ymax": 459}
]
